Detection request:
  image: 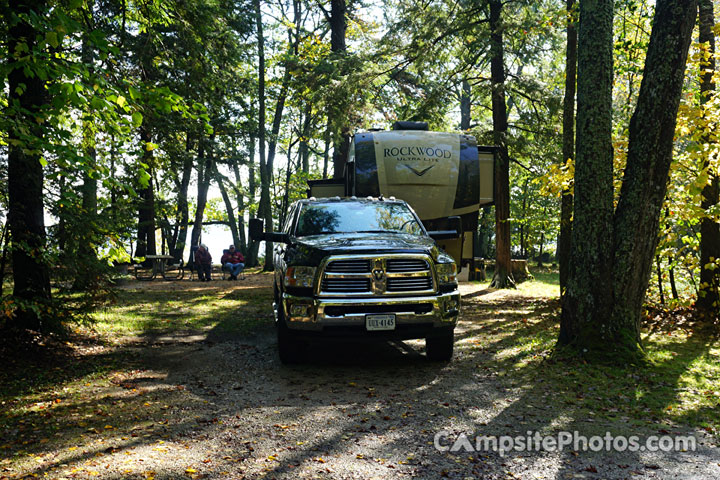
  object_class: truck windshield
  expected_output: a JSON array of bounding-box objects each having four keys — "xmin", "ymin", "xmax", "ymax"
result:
[{"xmin": 295, "ymin": 202, "xmax": 425, "ymax": 237}]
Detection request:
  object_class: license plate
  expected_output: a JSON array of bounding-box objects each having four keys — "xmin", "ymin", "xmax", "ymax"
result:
[{"xmin": 366, "ymin": 314, "xmax": 396, "ymax": 331}]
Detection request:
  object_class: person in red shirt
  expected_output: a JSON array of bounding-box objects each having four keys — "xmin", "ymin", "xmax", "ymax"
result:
[
  {"xmin": 194, "ymin": 244, "xmax": 213, "ymax": 281},
  {"xmin": 221, "ymin": 244, "xmax": 245, "ymax": 280}
]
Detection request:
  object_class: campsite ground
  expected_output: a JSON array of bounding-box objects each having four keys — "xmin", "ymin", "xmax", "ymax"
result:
[{"xmin": 1, "ymin": 270, "xmax": 718, "ymax": 479}]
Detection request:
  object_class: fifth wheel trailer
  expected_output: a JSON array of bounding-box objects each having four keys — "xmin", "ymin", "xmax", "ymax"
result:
[{"xmin": 308, "ymin": 121, "xmax": 495, "ymax": 272}]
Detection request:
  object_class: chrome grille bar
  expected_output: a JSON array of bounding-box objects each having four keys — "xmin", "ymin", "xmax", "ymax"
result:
[
  {"xmin": 318, "ymin": 254, "xmax": 436, "ymax": 296},
  {"xmin": 325, "ymin": 259, "xmax": 371, "ymax": 273}
]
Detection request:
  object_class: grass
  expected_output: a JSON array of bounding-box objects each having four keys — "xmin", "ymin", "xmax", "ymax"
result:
[
  {"xmin": 474, "ymin": 265, "xmax": 561, "ymax": 297},
  {"xmin": 459, "ymin": 267, "xmax": 720, "ymax": 437},
  {"xmin": 91, "ymin": 282, "xmax": 275, "ymax": 337}
]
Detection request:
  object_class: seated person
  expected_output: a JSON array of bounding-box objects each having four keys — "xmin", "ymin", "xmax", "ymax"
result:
[
  {"xmin": 194, "ymin": 244, "xmax": 212, "ymax": 281},
  {"xmin": 221, "ymin": 244, "xmax": 245, "ymax": 280}
]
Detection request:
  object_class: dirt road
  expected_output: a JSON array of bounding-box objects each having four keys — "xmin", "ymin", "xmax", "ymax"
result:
[{"xmin": 3, "ymin": 278, "xmax": 718, "ymax": 479}]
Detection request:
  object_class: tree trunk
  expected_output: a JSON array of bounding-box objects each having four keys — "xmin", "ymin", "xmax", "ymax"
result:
[
  {"xmin": 254, "ymin": 0, "xmax": 273, "ymax": 271},
  {"xmin": 299, "ymin": 105, "xmax": 312, "ymax": 174},
  {"xmin": 216, "ymin": 168, "xmax": 241, "ymax": 249},
  {"xmin": 6, "ymin": 0, "xmax": 52, "ymax": 331},
  {"xmin": 136, "ymin": 126, "xmax": 156, "ymax": 262},
  {"xmin": 478, "ymin": 206, "xmax": 492, "ymax": 258},
  {"xmin": 246, "ymin": 135, "xmax": 260, "ymax": 266},
  {"xmin": 189, "ymin": 141, "xmax": 212, "ymax": 260},
  {"xmin": 488, "ymin": 0, "xmax": 514, "ymax": 289},
  {"xmin": 323, "ymin": 118, "xmax": 331, "ymax": 179},
  {"xmin": 330, "ymin": 0, "xmax": 346, "ymax": 53},
  {"xmin": 330, "ymin": 0, "xmax": 349, "ymax": 179},
  {"xmin": 460, "ymin": 80, "xmax": 471, "ymax": 130},
  {"xmin": 610, "ymin": 0, "xmax": 697, "ymax": 347},
  {"xmin": 558, "ymin": 0, "xmax": 615, "ymax": 350},
  {"xmin": 281, "ymin": 142, "xmax": 297, "ymax": 227},
  {"xmin": 669, "ymin": 263, "xmax": 679, "ymax": 300},
  {"xmin": 559, "ymin": 0, "xmax": 577, "ymax": 296},
  {"xmin": 171, "ymin": 135, "xmax": 193, "ymax": 263},
  {"xmin": 73, "ymin": 32, "xmax": 100, "ymax": 291},
  {"xmin": 656, "ymin": 256, "xmax": 665, "ymax": 305},
  {"xmin": 229, "ymin": 138, "xmax": 248, "ymax": 256},
  {"xmin": 258, "ymin": 3, "xmax": 301, "ymax": 271},
  {"xmin": 560, "ymin": 0, "xmax": 697, "ymax": 362},
  {"xmin": 696, "ymin": 0, "xmax": 720, "ymax": 320}
]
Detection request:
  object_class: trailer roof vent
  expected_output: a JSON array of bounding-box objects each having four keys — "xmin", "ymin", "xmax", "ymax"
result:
[{"xmin": 392, "ymin": 121, "xmax": 429, "ymax": 131}]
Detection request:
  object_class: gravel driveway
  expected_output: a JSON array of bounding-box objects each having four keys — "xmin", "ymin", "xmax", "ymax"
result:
[{"xmin": 5, "ymin": 280, "xmax": 718, "ymax": 479}]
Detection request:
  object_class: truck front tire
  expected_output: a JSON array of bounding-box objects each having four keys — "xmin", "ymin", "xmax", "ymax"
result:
[
  {"xmin": 426, "ymin": 330, "xmax": 454, "ymax": 361},
  {"xmin": 277, "ymin": 316, "xmax": 303, "ymax": 364}
]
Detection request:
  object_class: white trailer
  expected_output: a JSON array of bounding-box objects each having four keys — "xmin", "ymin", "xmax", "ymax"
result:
[{"xmin": 309, "ymin": 121, "xmax": 495, "ymax": 271}]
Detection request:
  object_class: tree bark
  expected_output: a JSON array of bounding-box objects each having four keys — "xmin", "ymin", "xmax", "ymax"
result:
[
  {"xmin": 73, "ymin": 30, "xmax": 100, "ymax": 291},
  {"xmin": 6, "ymin": 0, "xmax": 52, "ymax": 331},
  {"xmin": 669, "ymin": 262, "xmax": 679, "ymax": 300},
  {"xmin": 656, "ymin": 256, "xmax": 665, "ymax": 305},
  {"xmin": 330, "ymin": 0, "xmax": 350, "ymax": 179},
  {"xmin": 135, "ymin": 126, "xmax": 156, "ymax": 262},
  {"xmin": 189, "ymin": 140, "xmax": 212, "ymax": 259},
  {"xmin": 611, "ymin": 0, "xmax": 697, "ymax": 346},
  {"xmin": 561, "ymin": 0, "xmax": 697, "ymax": 361},
  {"xmin": 229, "ymin": 138, "xmax": 248, "ymax": 255},
  {"xmin": 488, "ymin": 0, "xmax": 514, "ymax": 289},
  {"xmin": 216, "ymin": 168, "xmax": 241, "ymax": 249},
  {"xmin": 323, "ymin": 118, "xmax": 331, "ymax": 179},
  {"xmin": 170, "ymin": 135, "xmax": 193, "ymax": 263},
  {"xmin": 696, "ymin": 0, "xmax": 720, "ymax": 320},
  {"xmin": 255, "ymin": 0, "xmax": 273, "ymax": 271},
  {"xmin": 559, "ymin": 0, "xmax": 615, "ymax": 349},
  {"xmin": 559, "ymin": 0, "xmax": 577, "ymax": 296},
  {"xmin": 460, "ymin": 80, "xmax": 471, "ymax": 130},
  {"xmin": 246, "ymin": 134, "xmax": 260, "ymax": 266},
  {"xmin": 299, "ymin": 105, "xmax": 312, "ymax": 174}
]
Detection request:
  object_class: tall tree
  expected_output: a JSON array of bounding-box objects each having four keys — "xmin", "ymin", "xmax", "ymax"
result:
[
  {"xmin": 559, "ymin": 0, "xmax": 577, "ymax": 296},
  {"xmin": 328, "ymin": 0, "xmax": 349, "ymax": 179},
  {"xmin": 189, "ymin": 140, "xmax": 212, "ymax": 255},
  {"xmin": 488, "ymin": 0, "xmax": 514, "ymax": 289},
  {"xmin": 135, "ymin": 126, "xmax": 157, "ymax": 260},
  {"xmin": 696, "ymin": 0, "xmax": 720, "ymax": 321},
  {"xmin": 6, "ymin": 0, "xmax": 52, "ymax": 330},
  {"xmin": 560, "ymin": 0, "xmax": 697, "ymax": 360},
  {"xmin": 559, "ymin": 0, "xmax": 614, "ymax": 348},
  {"xmin": 169, "ymin": 136, "xmax": 194, "ymax": 263},
  {"xmin": 254, "ymin": 0, "xmax": 273, "ymax": 270}
]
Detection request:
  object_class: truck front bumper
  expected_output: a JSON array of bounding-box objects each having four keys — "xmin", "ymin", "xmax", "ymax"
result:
[{"xmin": 276, "ymin": 290, "xmax": 460, "ymax": 339}]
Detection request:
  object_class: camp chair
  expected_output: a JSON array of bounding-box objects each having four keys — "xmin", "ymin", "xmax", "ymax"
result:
[
  {"xmin": 188, "ymin": 245, "xmax": 199, "ymax": 281},
  {"xmin": 221, "ymin": 249, "xmax": 246, "ymax": 280}
]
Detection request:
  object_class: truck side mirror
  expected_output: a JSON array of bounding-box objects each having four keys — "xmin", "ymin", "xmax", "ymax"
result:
[
  {"xmin": 249, "ymin": 218, "xmax": 264, "ymax": 241},
  {"xmin": 249, "ymin": 218, "xmax": 291, "ymax": 244},
  {"xmin": 448, "ymin": 216, "xmax": 463, "ymax": 238},
  {"xmin": 427, "ymin": 216, "xmax": 463, "ymax": 240}
]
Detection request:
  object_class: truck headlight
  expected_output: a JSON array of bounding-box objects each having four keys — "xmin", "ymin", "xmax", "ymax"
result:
[
  {"xmin": 284, "ymin": 266, "xmax": 316, "ymax": 288},
  {"xmin": 436, "ymin": 262, "xmax": 458, "ymax": 285}
]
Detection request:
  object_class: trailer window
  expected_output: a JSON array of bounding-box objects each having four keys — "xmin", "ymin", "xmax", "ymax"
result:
[{"xmin": 295, "ymin": 202, "xmax": 424, "ymax": 237}]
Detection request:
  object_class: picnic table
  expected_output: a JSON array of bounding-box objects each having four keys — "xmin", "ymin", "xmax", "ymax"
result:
[{"xmin": 134, "ymin": 255, "xmax": 184, "ymax": 281}]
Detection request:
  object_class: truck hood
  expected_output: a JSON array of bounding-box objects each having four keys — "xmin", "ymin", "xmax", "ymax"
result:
[{"xmin": 286, "ymin": 232, "xmax": 448, "ymax": 266}]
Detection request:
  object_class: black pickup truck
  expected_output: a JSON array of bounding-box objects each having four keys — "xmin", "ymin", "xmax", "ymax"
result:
[{"xmin": 250, "ymin": 197, "xmax": 461, "ymax": 363}]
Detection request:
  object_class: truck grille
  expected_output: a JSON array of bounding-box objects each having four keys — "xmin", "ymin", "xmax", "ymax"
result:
[
  {"xmin": 386, "ymin": 259, "xmax": 428, "ymax": 272},
  {"xmin": 319, "ymin": 255, "xmax": 434, "ymax": 296},
  {"xmin": 325, "ymin": 259, "xmax": 371, "ymax": 273},
  {"xmin": 321, "ymin": 278, "xmax": 371, "ymax": 292},
  {"xmin": 387, "ymin": 277, "xmax": 433, "ymax": 291}
]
